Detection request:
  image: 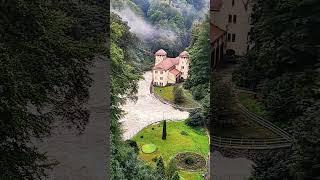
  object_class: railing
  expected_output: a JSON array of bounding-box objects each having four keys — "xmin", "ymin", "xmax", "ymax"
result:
[
  {"xmin": 237, "ymin": 103, "xmax": 293, "ymax": 142},
  {"xmin": 211, "ymin": 136, "xmax": 291, "ymax": 149}
]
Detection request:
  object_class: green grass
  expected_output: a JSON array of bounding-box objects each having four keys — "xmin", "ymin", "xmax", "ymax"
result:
[
  {"xmin": 132, "ymin": 121, "xmax": 209, "ymax": 180},
  {"xmin": 154, "ymin": 86, "xmax": 174, "ymax": 102},
  {"xmin": 154, "ymin": 84, "xmax": 200, "ymax": 108},
  {"xmin": 238, "ymin": 92, "xmax": 266, "ymax": 117}
]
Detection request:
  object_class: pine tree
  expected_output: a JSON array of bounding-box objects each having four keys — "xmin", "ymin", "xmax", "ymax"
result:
[{"xmin": 162, "ymin": 120, "xmax": 167, "ymax": 140}]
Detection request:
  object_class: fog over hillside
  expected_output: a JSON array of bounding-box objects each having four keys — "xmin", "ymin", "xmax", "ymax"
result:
[
  {"xmin": 111, "ymin": 0, "xmax": 209, "ymax": 43},
  {"xmin": 111, "ymin": 6, "xmax": 177, "ymax": 41}
]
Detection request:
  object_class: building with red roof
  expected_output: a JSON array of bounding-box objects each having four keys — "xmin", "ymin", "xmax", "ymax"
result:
[{"xmin": 152, "ymin": 49, "xmax": 190, "ymax": 86}]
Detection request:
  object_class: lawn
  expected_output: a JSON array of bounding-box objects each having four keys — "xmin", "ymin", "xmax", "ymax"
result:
[
  {"xmin": 132, "ymin": 121, "xmax": 209, "ymax": 180},
  {"xmin": 238, "ymin": 91, "xmax": 266, "ymax": 117},
  {"xmin": 154, "ymin": 84, "xmax": 200, "ymax": 108},
  {"xmin": 154, "ymin": 85, "xmax": 174, "ymax": 102}
]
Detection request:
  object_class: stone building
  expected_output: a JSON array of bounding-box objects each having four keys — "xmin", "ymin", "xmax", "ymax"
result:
[
  {"xmin": 152, "ymin": 49, "xmax": 189, "ymax": 86},
  {"xmin": 210, "ymin": 0, "xmax": 252, "ymax": 68}
]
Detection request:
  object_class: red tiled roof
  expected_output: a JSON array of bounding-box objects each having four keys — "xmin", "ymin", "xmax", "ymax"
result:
[
  {"xmin": 169, "ymin": 68, "xmax": 181, "ymax": 76},
  {"xmin": 210, "ymin": 23, "xmax": 226, "ymax": 43},
  {"xmin": 154, "ymin": 57, "xmax": 179, "ymax": 70},
  {"xmin": 155, "ymin": 49, "xmax": 167, "ymax": 56},
  {"xmin": 179, "ymin": 51, "xmax": 189, "ymax": 58},
  {"xmin": 211, "ymin": 0, "xmax": 223, "ymax": 11}
]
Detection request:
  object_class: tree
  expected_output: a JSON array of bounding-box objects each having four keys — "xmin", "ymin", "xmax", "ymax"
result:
[
  {"xmin": 173, "ymin": 86, "xmax": 184, "ymax": 104},
  {"xmin": 212, "ymin": 73, "xmax": 237, "ymax": 127},
  {"xmin": 234, "ymin": 0, "xmax": 320, "ymax": 179},
  {"xmin": 156, "ymin": 156, "xmax": 166, "ymax": 176},
  {"xmin": 110, "ymin": 13, "xmax": 160, "ymax": 179},
  {"xmin": 0, "ymin": 1, "xmax": 108, "ymax": 179},
  {"xmin": 184, "ymin": 15, "xmax": 210, "ymax": 102},
  {"xmin": 162, "ymin": 120, "xmax": 167, "ymax": 140},
  {"xmin": 186, "ymin": 109, "xmax": 205, "ymax": 127}
]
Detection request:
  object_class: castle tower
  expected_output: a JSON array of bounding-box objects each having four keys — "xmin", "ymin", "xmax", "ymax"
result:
[
  {"xmin": 178, "ymin": 51, "xmax": 189, "ymax": 80},
  {"xmin": 155, "ymin": 49, "xmax": 167, "ymax": 65}
]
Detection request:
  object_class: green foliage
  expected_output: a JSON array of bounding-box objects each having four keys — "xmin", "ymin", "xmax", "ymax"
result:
[
  {"xmin": 173, "ymin": 86, "xmax": 185, "ymax": 104},
  {"xmin": 0, "ymin": 0, "xmax": 107, "ymax": 179},
  {"xmin": 162, "ymin": 120, "xmax": 167, "ymax": 140},
  {"xmin": 166, "ymin": 160, "xmax": 178, "ymax": 179},
  {"xmin": 233, "ymin": 0, "xmax": 320, "ymax": 179},
  {"xmin": 184, "ymin": 16, "xmax": 210, "ymax": 102},
  {"xmin": 125, "ymin": 140, "xmax": 140, "ymax": 153},
  {"xmin": 171, "ymin": 171, "xmax": 180, "ymax": 180},
  {"xmin": 110, "ymin": 13, "xmax": 160, "ymax": 180},
  {"xmin": 185, "ymin": 109, "xmax": 205, "ymax": 127},
  {"xmin": 212, "ymin": 73, "xmax": 237, "ymax": 126},
  {"xmin": 156, "ymin": 156, "xmax": 166, "ymax": 176}
]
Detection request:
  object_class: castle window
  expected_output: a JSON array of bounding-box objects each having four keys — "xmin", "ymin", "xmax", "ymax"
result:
[
  {"xmin": 160, "ymin": 77, "xmax": 163, "ymax": 80},
  {"xmin": 155, "ymin": 71, "xmax": 158, "ymax": 74},
  {"xmin": 227, "ymin": 33, "xmax": 231, "ymax": 42},
  {"xmin": 228, "ymin": 15, "xmax": 232, "ymax": 23},
  {"xmin": 160, "ymin": 71, "xmax": 163, "ymax": 74},
  {"xmin": 232, "ymin": 34, "xmax": 236, "ymax": 42},
  {"xmin": 233, "ymin": 15, "xmax": 237, "ymax": 23},
  {"xmin": 232, "ymin": 0, "xmax": 235, "ymax": 6},
  {"xmin": 182, "ymin": 66, "xmax": 184, "ymax": 69}
]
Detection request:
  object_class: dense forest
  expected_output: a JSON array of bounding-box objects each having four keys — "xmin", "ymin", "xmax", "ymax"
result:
[
  {"xmin": 0, "ymin": 0, "xmax": 108, "ymax": 179},
  {"xmin": 232, "ymin": 0, "xmax": 320, "ymax": 179},
  {"xmin": 111, "ymin": 0, "xmax": 209, "ymax": 57}
]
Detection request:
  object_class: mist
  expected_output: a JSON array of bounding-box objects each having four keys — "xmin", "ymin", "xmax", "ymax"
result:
[{"xmin": 111, "ymin": 6, "xmax": 178, "ymax": 41}]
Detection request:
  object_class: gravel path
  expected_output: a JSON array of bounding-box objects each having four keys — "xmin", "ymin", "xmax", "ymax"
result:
[{"xmin": 120, "ymin": 71, "xmax": 189, "ymax": 140}]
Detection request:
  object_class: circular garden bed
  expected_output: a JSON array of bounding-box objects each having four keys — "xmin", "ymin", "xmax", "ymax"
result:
[
  {"xmin": 173, "ymin": 152, "xmax": 206, "ymax": 171},
  {"xmin": 141, "ymin": 144, "xmax": 157, "ymax": 154}
]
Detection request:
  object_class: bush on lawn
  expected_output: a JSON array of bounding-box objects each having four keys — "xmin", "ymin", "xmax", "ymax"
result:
[
  {"xmin": 186, "ymin": 109, "xmax": 205, "ymax": 127},
  {"xmin": 173, "ymin": 85, "xmax": 184, "ymax": 104}
]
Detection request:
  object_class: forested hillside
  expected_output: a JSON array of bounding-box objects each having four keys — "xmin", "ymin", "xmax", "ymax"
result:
[
  {"xmin": 232, "ymin": 0, "xmax": 320, "ymax": 179},
  {"xmin": 111, "ymin": 0, "xmax": 209, "ymax": 57}
]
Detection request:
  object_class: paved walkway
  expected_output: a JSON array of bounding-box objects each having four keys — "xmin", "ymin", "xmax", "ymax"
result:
[{"xmin": 120, "ymin": 71, "xmax": 189, "ymax": 140}]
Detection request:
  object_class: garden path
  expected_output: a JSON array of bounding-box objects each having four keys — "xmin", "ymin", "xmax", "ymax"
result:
[{"xmin": 120, "ymin": 71, "xmax": 189, "ymax": 140}]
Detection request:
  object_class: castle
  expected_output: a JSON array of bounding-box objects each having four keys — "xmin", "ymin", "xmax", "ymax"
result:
[{"xmin": 152, "ymin": 49, "xmax": 190, "ymax": 86}]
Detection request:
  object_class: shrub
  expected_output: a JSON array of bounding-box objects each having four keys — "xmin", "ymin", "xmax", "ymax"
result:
[
  {"xmin": 125, "ymin": 140, "xmax": 139, "ymax": 153},
  {"xmin": 185, "ymin": 109, "xmax": 205, "ymax": 127},
  {"xmin": 185, "ymin": 157, "xmax": 195, "ymax": 165},
  {"xmin": 173, "ymin": 85, "xmax": 184, "ymax": 104},
  {"xmin": 180, "ymin": 131, "xmax": 188, "ymax": 136}
]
